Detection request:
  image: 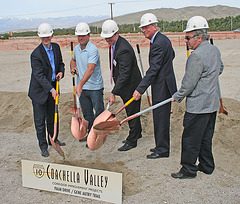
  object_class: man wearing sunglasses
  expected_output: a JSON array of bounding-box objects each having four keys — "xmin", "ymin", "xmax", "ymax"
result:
[{"xmin": 171, "ymin": 16, "xmax": 224, "ymax": 179}]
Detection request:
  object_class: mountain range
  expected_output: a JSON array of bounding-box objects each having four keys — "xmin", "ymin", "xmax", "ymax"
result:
[{"xmin": 0, "ymin": 5, "xmax": 239, "ymax": 33}]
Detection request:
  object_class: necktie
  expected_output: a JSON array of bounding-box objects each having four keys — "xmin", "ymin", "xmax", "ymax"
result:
[
  {"xmin": 150, "ymin": 42, "xmax": 152, "ymax": 47},
  {"xmin": 110, "ymin": 45, "xmax": 113, "ymax": 84}
]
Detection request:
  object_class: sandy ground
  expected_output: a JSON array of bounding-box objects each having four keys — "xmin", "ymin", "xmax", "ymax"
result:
[{"xmin": 0, "ymin": 38, "xmax": 240, "ymax": 203}]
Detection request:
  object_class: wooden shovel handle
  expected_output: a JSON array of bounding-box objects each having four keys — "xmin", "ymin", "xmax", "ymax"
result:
[{"xmin": 114, "ymin": 97, "xmax": 134, "ymax": 115}]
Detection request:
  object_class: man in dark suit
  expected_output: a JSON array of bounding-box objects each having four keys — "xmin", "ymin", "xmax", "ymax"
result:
[
  {"xmin": 101, "ymin": 20, "xmax": 142, "ymax": 151},
  {"xmin": 133, "ymin": 13, "xmax": 177, "ymax": 159},
  {"xmin": 28, "ymin": 23, "xmax": 65, "ymax": 157}
]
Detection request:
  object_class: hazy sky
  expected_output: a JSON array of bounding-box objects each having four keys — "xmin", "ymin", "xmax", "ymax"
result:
[{"xmin": 1, "ymin": 0, "xmax": 239, "ymax": 19}]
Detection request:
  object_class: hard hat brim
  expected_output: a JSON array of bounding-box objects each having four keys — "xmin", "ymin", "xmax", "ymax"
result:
[
  {"xmin": 100, "ymin": 30, "xmax": 118, "ymax": 38},
  {"xmin": 38, "ymin": 33, "xmax": 53, "ymax": 38},
  {"xmin": 139, "ymin": 20, "xmax": 158, "ymax": 28},
  {"xmin": 183, "ymin": 26, "xmax": 209, "ymax": 33},
  {"xmin": 75, "ymin": 31, "xmax": 90, "ymax": 36}
]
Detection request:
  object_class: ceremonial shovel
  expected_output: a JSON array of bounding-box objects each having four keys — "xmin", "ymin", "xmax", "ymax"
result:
[
  {"xmin": 136, "ymin": 44, "xmax": 152, "ymax": 107},
  {"xmin": 94, "ymin": 98, "xmax": 173, "ymax": 131},
  {"xmin": 69, "ymin": 42, "xmax": 77, "ymax": 114},
  {"xmin": 48, "ymin": 76, "xmax": 65, "ymax": 158},
  {"xmin": 87, "ymin": 97, "xmax": 135, "ymax": 150},
  {"xmin": 210, "ymin": 38, "xmax": 228, "ymax": 115},
  {"xmin": 70, "ymin": 74, "xmax": 89, "ymax": 140}
]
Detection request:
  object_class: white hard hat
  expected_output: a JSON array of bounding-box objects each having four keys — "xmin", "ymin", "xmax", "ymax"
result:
[
  {"xmin": 75, "ymin": 22, "xmax": 91, "ymax": 36},
  {"xmin": 139, "ymin": 13, "xmax": 158, "ymax": 28},
  {"xmin": 38, "ymin": 23, "xmax": 53, "ymax": 37},
  {"xmin": 184, "ymin": 16, "xmax": 209, "ymax": 32},
  {"xmin": 101, "ymin": 20, "xmax": 119, "ymax": 38}
]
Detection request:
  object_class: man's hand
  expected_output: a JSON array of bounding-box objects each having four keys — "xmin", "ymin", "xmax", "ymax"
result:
[
  {"xmin": 56, "ymin": 72, "xmax": 63, "ymax": 80},
  {"xmin": 51, "ymin": 89, "xmax": 58, "ymax": 100},
  {"xmin": 70, "ymin": 67, "xmax": 78, "ymax": 75},
  {"xmin": 133, "ymin": 90, "xmax": 141, "ymax": 100},
  {"xmin": 172, "ymin": 95, "xmax": 175, "ymax": 102},
  {"xmin": 108, "ymin": 93, "xmax": 115, "ymax": 106}
]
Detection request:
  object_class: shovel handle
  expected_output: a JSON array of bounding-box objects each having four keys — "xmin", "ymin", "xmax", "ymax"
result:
[
  {"xmin": 114, "ymin": 97, "xmax": 134, "ymax": 115},
  {"xmin": 136, "ymin": 44, "xmax": 151, "ymax": 107},
  {"xmin": 210, "ymin": 38, "xmax": 228, "ymax": 116},
  {"xmin": 120, "ymin": 98, "xmax": 173, "ymax": 125},
  {"xmin": 54, "ymin": 77, "xmax": 59, "ymax": 124},
  {"xmin": 186, "ymin": 43, "xmax": 190, "ymax": 58}
]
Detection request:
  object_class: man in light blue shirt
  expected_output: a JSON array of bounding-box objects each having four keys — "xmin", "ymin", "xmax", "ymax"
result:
[{"xmin": 70, "ymin": 22, "xmax": 104, "ymax": 141}]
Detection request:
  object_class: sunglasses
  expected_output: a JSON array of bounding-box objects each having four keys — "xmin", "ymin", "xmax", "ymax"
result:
[{"xmin": 185, "ymin": 35, "xmax": 196, "ymax": 40}]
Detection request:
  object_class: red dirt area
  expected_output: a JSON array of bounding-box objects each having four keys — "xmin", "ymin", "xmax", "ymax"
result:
[{"xmin": 0, "ymin": 32, "xmax": 239, "ymax": 51}]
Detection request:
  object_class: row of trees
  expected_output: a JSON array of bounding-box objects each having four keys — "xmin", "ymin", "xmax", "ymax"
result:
[{"xmin": 1, "ymin": 15, "xmax": 239, "ymax": 39}]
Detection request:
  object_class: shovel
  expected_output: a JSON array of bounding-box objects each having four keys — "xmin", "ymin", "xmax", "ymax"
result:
[
  {"xmin": 94, "ymin": 97, "xmax": 173, "ymax": 131},
  {"xmin": 186, "ymin": 42, "xmax": 190, "ymax": 59},
  {"xmin": 48, "ymin": 76, "xmax": 65, "ymax": 158},
  {"xmin": 87, "ymin": 97, "xmax": 135, "ymax": 150},
  {"xmin": 69, "ymin": 41, "xmax": 77, "ymax": 114},
  {"xmin": 136, "ymin": 44, "xmax": 151, "ymax": 107},
  {"xmin": 71, "ymin": 89, "xmax": 89, "ymax": 140},
  {"xmin": 210, "ymin": 38, "xmax": 228, "ymax": 115}
]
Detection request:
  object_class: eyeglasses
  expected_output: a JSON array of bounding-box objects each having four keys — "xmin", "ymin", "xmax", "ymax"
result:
[{"xmin": 185, "ymin": 35, "xmax": 196, "ymax": 40}]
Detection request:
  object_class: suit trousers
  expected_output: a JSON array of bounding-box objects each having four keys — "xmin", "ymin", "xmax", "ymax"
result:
[
  {"xmin": 180, "ymin": 111, "xmax": 217, "ymax": 175},
  {"xmin": 32, "ymin": 88, "xmax": 58, "ymax": 150},
  {"xmin": 153, "ymin": 101, "xmax": 171, "ymax": 155},
  {"xmin": 122, "ymin": 97, "xmax": 142, "ymax": 147}
]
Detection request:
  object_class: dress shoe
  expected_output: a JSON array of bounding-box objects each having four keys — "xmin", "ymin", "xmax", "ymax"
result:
[
  {"xmin": 41, "ymin": 149, "xmax": 49, "ymax": 157},
  {"xmin": 122, "ymin": 135, "xmax": 142, "ymax": 143},
  {"xmin": 48, "ymin": 140, "xmax": 66, "ymax": 146},
  {"xmin": 118, "ymin": 143, "xmax": 136, "ymax": 151},
  {"xmin": 56, "ymin": 140, "xmax": 66, "ymax": 146},
  {"xmin": 150, "ymin": 148, "xmax": 155, "ymax": 152},
  {"xmin": 171, "ymin": 171, "xmax": 196, "ymax": 179},
  {"xmin": 198, "ymin": 166, "xmax": 212, "ymax": 175},
  {"xmin": 79, "ymin": 136, "xmax": 88, "ymax": 142},
  {"xmin": 147, "ymin": 152, "xmax": 169, "ymax": 159}
]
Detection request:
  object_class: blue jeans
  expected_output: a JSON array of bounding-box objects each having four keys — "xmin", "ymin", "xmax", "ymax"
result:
[{"xmin": 79, "ymin": 88, "xmax": 104, "ymax": 132}]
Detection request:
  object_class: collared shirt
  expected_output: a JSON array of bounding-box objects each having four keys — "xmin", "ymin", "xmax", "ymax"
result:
[
  {"xmin": 43, "ymin": 43, "xmax": 56, "ymax": 82},
  {"xmin": 151, "ymin": 31, "xmax": 159, "ymax": 44},
  {"xmin": 73, "ymin": 41, "xmax": 103, "ymax": 90}
]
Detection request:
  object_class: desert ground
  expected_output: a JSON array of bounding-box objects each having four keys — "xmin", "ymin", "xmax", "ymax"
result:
[{"xmin": 0, "ymin": 35, "xmax": 239, "ymax": 203}]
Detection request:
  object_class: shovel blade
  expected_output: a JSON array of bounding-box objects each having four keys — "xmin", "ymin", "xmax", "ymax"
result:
[
  {"xmin": 48, "ymin": 135, "xmax": 65, "ymax": 158},
  {"xmin": 71, "ymin": 116, "xmax": 89, "ymax": 140},
  {"xmin": 87, "ymin": 127, "xmax": 110, "ymax": 150},
  {"xmin": 219, "ymin": 98, "xmax": 228, "ymax": 115},
  {"xmin": 94, "ymin": 120, "xmax": 120, "ymax": 131}
]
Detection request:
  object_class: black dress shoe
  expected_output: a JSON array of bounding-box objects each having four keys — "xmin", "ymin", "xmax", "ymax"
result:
[
  {"xmin": 150, "ymin": 148, "xmax": 155, "ymax": 152},
  {"xmin": 55, "ymin": 140, "xmax": 66, "ymax": 146},
  {"xmin": 147, "ymin": 152, "xmax": 169, "ymax": 159},
  {"xmin": 171, "ymin": 171, "xmax": 196, "ymax": 179},
  {"xmin": 49, "ymin": 140, "xmax": 66, "ymax": 146},
  {"xmin": 41, "ymin": 149, "xmax": 49, "ymax": 157},
  {"xmin": 122, "ymin": 135, "xmax": 142, "ymax": 143},
  {"xmin": 118, "ymin": 143, "xmax": 136, "ymax": 151},
  {"xmin": 198, "ymin": 166, "xmax": 212, "ymax": 175}
]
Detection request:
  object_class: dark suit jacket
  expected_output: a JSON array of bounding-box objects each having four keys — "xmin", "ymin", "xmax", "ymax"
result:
[
  {"xmin": 136, "ymin": 32, "xmax": 177, "ymax": 102},
  {"xmin": 110, "ymin": 36, "xmax": 142, "ymax": 99},
  {"xmin": 28, "ymin": 42, "xmax": 65, "ymax": 105}
]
